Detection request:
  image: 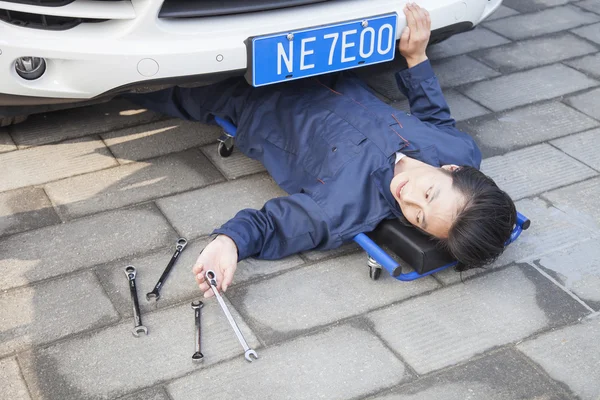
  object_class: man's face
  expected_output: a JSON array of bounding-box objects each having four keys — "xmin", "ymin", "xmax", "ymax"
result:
[{"xmin": 390, "ymin": 163, "xmax": 466, "ymax": 239}]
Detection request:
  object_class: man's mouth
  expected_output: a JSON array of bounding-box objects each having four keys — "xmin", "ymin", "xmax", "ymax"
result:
[{"xmin": 396, "ymin": 180, "xmax": 408, "ymax": 199}]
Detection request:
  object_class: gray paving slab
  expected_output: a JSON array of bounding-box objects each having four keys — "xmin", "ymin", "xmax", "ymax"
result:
[
  {"xmin": 392, "ymin": 89, "xmax": 490, "ymax": 122},
  {"xmin": 0, "ymin": 187, "xmax": 61, "ymax": 238},
  {"xmin": 481, "ymin": 143, "xmax": 598, "ymax": 200},
  {"xmin": 0, "ymin": 357, "xmax": 31, "ymax": 400},
  {"xmin": 565, "ymin": 87, "xmax": 600, "ymax": 120},
  {"xmin": 227, "ymin": 252, "xmax": 439, "ymax": 344},
  {"xmin": 101, "ymin": 119, "xmax": 221, "ymax": 164},
  {"xmin": 551, "ymin": 128, "xmax": 600, "ymax": 171},
  {"xmin": 368, "ymin": 265, "xmax": 589, "ymax": 374},
  {"xmin": 45, "ymin": 149, "xmax": 224, "ymax": 220},
  {"xmin": 565, "ymin": 52, "xmax": 600, "ymax": 79},
  {"xmin": 0, "ymin": 136, "xmax": 118, "ymax": 193},
  {"xmin": 572, "ymin": 21, "xmax": 600, "ymax": 44},
  {"xmin": 463, "ymin": 101, "xmax": 599, "ymax": 156},
  {"xmin": 483, "ymin": 5, "xmax": 600, "ymax": 40},
  {"xmin": 200, "ymin": 145, "xmax": 266, "ymax": 180},
  {"xmin": 533, "ymin": 238, "xmax": 600, "ymax": 310},
  {"xmin": 576, "ymin": 0, "xmax": 600, "ymax": 14},
  {"xmin": 543, "ymin": 177, "xmax": 600, "ymax": 228},
  {"xmin": 96, "ymin": 238, "xmax": 304, "ymax": 318},
  {"xmin": 0, "ymin": 271, "xmax": 119, "ymax": 357},
  {"xmin": 434, "ymin": 197, "xmax": 598, "ymax": 284},
  {"xmin": 430, "ymin": 55, "xmax": 500, "ymax": 88},
  {"xmin": 461, "ymin": 64, "xmax": 598, "ymax": 112},
  {"xmin": 502, "ymin": 0, "xmax": 572, "ymax": 13},
  {"xmin": 156, "ymin": 174, "xmax": 287, "ymax": 239},
  {"xmin": 9, "ymin": 99, "xmax": 164, "ymax": 148},
  {"xmin": 18, "ymin": 301, "xmax": 259, "ymax": 400},
  {"xmin": 485, "ymin": 5, "xmax": 519, "ymax": 21},
  {"xmin": 0, "ymin": 130, "xmax": 16, "ymax": 153},
  {"xmin": 0, "ymin": 204, "xmax": 177, "ymax": 291},
  {"xmin": 117, "ymin": 387, "xmax": 170, "ymax": 400},
  {"xmin": 167, "ymin": 324, "xmax": 407, "ymax": 400},
  {"xmin": 518, "ymin": 316, "xmax": 600, "ymax": 400},
  {"xmin": 427, "ymin": 27, "xmax": 510, "ymax": 60},
  {"xmin": 369, "ymin": 349, "xmax": 573, "ymax": 400},
  {"xmin": 472, "ymin": 32, "xmax": 597, "ymax": 73},
  {"xmin": 302, "ymin": 240, "xmax": 361, "ymax": 261}
]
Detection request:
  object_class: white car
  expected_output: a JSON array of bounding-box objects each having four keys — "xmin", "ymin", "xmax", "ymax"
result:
[{"xmin": 0, "ymin": 0, "xmax": 503, "ymax": 126}]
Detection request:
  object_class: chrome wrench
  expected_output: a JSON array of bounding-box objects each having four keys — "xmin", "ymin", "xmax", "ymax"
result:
[
  {"xmin": 125, "ymin": 266, "xmax": 148, "ymax": 337},
  {"xmin": 205, "ymin": 270, "xmax": 258, "ymax": 362},
  {"xmin": 146, "ymin": 238, "xmax": 188, "ymax": 301},
  {"xmin": 191, "ymin": 300, "xmax": 204, "ymax": 362}
]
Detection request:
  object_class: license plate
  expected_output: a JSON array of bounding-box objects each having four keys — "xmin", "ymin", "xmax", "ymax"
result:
[{"xmin": 247, "ymin": 13, "xmax": 397, "ymax": 87}]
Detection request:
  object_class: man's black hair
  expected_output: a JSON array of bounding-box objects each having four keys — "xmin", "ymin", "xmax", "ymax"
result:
[{"xmin": 441, "ymin": 166, "xmax": 517, "ymax": 271}]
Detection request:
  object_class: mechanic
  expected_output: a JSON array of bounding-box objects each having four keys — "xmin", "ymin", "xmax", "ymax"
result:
[{"xmin": 126, "ymin": 3, "xmax": 516, "ymax": 298}]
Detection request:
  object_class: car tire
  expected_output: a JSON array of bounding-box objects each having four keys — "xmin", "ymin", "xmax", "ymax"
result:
[{"xmin": 0, "ymin": 115, "xmax": 28, "ymax": 127}]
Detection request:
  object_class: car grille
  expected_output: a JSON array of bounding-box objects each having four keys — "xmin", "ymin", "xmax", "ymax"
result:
[{"xmin": 159, "ymin": 0, "xmax": 333, "ymax": 18}]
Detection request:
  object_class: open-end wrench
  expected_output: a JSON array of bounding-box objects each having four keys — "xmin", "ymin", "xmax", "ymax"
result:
[
  {"xmin": 146, "ymin": 238, "xmax": 188, "ymax": 301},
  {"xmin": 205, "ymin": 270, "xmax": 258, "ymax": 362},
  {"xmin": 125, "ymin": 266, "xmax": 147, "ymax": 337},
  {"xmin": 191, "ymin": 300, "xmax": 204, "ymax": 362}
]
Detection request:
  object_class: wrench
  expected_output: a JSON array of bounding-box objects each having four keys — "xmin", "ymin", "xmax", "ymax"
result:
[
  {"xmin": 205, "ymin": 270, "xmax": 258, "ymax": 362},
  {"xmin": 124, "ymin": 266, "xmax": 148, "ymax": 337},
  {"xmin": 191, "ymin": 300, "xmax": 204, "ymax": 362},
  {"xmin": 146, "ymin": 238, "xmax": 188, "ymax": 301}
]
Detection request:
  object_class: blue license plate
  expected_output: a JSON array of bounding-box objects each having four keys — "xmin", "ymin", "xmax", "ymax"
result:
[{"xmin": 248, "ymin": 13, "xmax": 397, "ymax": 87}]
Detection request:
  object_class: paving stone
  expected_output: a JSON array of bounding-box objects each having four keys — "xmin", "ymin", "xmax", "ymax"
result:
[
  {"xmin": 0, "ymin": 188, "xmax": 61, "ymax": 238},
  {"xmin": 0, "ymin": 357, "xmax": 31, "ymax": 400},
  {"xmin": 434, "ymin": 197, "xmax": 598, "ymax": 284},
  {"xmin": 0, "ymin": 130, "xmax": 16, "ymax": 153},
  {"xmin": 200, "ymin": 145, "xmax": 266, "ymax": 180},
  {"xmin": 18, "ymin": 301, "xmax": 259, "ymax": 400},
  {"xmin": 572, "ymin": 21, "xmax": 600, "ymax": 44},
  {"xmin": 0, "ymin": 272, "xmax": 119, "ymax": 357},
  {"xmin": 101, "ymin": 119, "xmax": 221, "ymax": 164},
  {"xmin": 392, "ymin": 89, "xmax": 490, "ymax": 122},
  {"xmin": 533, "ymin": 238, "xmax": 600, "ymax": 310},
  {"xmin": 430, "ymin": 55, "xmax": 500, "ymax": 88},
  {"xmin": 543, "ymin": 177, "xmax": 600, "ymax": 227},
  {"xmin": 473, "ymin": 32, "xmax": 597, "ymax": 73},
  {"xmin": 484, "ymin": 6, "xmax": 600, "ymax": 40},
  {"xmin": 117, "ymin": 388, "xmax": 170, "ymax": 400},
  {"xmin": 96, "ymin": 238, "xmax": 303, "ymax": 318},
  {"xmin": 0, "ymin": 137, "xmax": 117, "ymax": 193},
  {"xmin": 551, "ymin": 128, "xmax": 600, "ymax": 171},
  {"xmin": 302, "ymin": 240, "xmax": 361, "ymax": 261},
  {"xmin": 565, "ymin": 87, "xmax": 600, "ymax": 120},
  {"xmin": 427, "ymin": 27, "xmax": 510, "ymax": 60},
  {"xmin": 565, "ymin": 52, "xmax": 600, "ymax": 79},
  {"xmin": 463, "ymin": 101, "xmax": 598, "ymax": 155},
  {"xmin": 483, "ymin": 5, "xmax": 520, "ymax": 21},
  {"xmin": 368, "ymin": 265, "xmax": 589, "ymax": 374},
  {"xmin": 168, "ymin": 324, "xmax": 407, "ymax": 400},
  {"xmin": 502, "ymin": 0, "xmax": 572, "ymax": 13},
  {"xmin": 0, "ymin": 204, "xmax": 176, "ymax": 291},
  {"xmin": 370, "ymin": 348, "xmax": 572, "ymax": 400},
  {"xmin": 481, "ymin": 143, "xmax": 597, "ymax": 200},
  {"xmin": 45, "ymin": 149, "xmax": 224, "ymax": 220},
  {"xmin": 461, "ymin": 64, "xmax": 599, "ymax": 112},
  {"xmin": 10, "ymin": 99, "xmax": 164, "ymax": 148},
  {"xmin": 227, "ymin": 252, "xmax": 439, "ymax": 344},
  {"xmin": 518, "ymin": 316, "xmax": 600, "ymax": 400},
  {"xmin": 156, "ymin": 174, "xmax": 287, "ymax": 239},
  {"xmin": 576, "ymin": 0, "xmax": 600, "ymax": 15}
]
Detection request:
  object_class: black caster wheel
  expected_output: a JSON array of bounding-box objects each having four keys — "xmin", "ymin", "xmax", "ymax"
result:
[
  {"xmin": 369, "ymin": 266, "xmax": 382, "ymax": 280},
  {"xmin": 218, "ymin": 142, "xmax": 234, "ymax": 158}
]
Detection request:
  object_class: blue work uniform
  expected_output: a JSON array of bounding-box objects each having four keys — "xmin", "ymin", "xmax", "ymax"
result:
[{"xmin": 126, "ymin": 60, "xmax": 481, "ymax": 261}]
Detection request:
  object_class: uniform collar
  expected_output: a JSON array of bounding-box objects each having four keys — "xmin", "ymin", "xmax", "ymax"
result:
[{"xmin": 371, "ymin": 161, "xmax": 403, "ymax": 218}]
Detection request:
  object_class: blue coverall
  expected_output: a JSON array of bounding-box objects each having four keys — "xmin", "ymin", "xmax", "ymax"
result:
[{"xmin": 127, "ymin": 60, "xmax": 482, "ymax": 261}]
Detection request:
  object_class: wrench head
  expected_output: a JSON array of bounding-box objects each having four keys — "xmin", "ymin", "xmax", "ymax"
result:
[
  {"xmin": 244, "ymin": 349, "xmax": 258, "ymax": 362},
  {"xmin": 192, "ymin": 352, "xmax": 204, "ymax": 362},
  {"xmin": 191, "ymin": 300, "xmax": 204, "ymax": 309},
  {"xmin": 132, "ymin": 325, "xmax": 148, "ymax": 337},
  {"xmin": 124, "ymin": 265, "xmax": 136, "ymax": 279},
  {"xmin": 176, "ymin": 238, "xmax": 188, "ymax": 251},
  {"xmin": 146, "ymin": 290, "xmax": 160, "ymax": 301},
  {"xmin": 205, "ymin": 270, "xmax": 218, "ymax": 288}
]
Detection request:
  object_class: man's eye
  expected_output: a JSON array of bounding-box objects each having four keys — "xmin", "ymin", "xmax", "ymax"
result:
[
  {"xmin": 416, "ymin": 212, "xmax": 421, "ymax": 223},
  {"xmin": 426, "ymin": 187, "xmax": 432, "ymax": 199}
]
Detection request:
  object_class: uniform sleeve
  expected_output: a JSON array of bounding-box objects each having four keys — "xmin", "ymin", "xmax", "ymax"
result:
[
  {"xmin": 395, "ymin": 59, "xmax": 456, "ymax": 129},
  {"xmin": 212, "ymin": 193, "xmax": 341, "ymax": 260}
]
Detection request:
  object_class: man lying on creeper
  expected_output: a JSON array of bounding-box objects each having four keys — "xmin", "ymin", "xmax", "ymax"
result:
[{"xmin": 127, "ymin": 3, "xmax": 516, "ymax": 298}]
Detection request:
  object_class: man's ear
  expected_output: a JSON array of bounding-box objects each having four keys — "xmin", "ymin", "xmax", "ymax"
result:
[{"xmin": 441, "ymin": 164, "xmax": 460, "ymax": 172}]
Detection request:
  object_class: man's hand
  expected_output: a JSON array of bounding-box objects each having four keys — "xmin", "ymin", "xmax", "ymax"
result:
[
  {"xmin": 192, "ymin": 235, "xmax": 238, "ymax": 298},
  {"xmin": 398, "ymin": 3, "xmax": 431, "ymax": 68}
]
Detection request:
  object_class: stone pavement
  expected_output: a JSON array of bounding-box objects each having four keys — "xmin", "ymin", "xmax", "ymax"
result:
[{"xmin": 1, "ymin": 2, "xmax": 600, "ymax": 399}]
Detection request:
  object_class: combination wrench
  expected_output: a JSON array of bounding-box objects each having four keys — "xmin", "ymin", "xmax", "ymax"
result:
[
  {"xmin": 191, "ymin": 300, "xmax": 204, "ymax": 362},
  {"xmin": 205, "ymin": 270, "xmax": 258, "ymax": 362},
  {"xmin": 146, "ymin": 238, "xmax": 188, "ymax": 301},
  {"xmin": 125, "ymin": 266, "xmax": 148, "ymax": 337}
]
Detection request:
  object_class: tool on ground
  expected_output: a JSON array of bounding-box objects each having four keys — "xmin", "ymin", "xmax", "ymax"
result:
[
  {"xmin": 146, "ymin": 238, "xmax": 188, "ymax": 301},
  {"xmin": 191, "ymin": 300, "xmax": 204, "ymax": 362},
  {"xmin": 205, "ymin": 270, "xmax": 258, "ymax": 362},
  {"xmin": 125, "ymin": 266, "xmax": 148, "ymax": 337}
]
